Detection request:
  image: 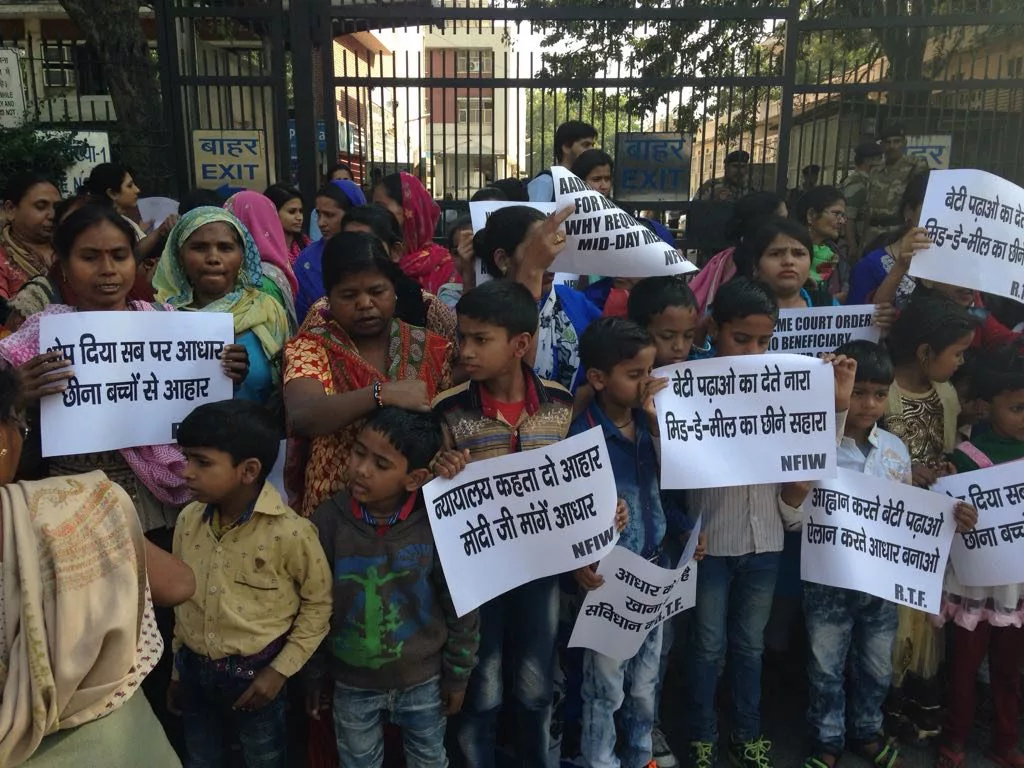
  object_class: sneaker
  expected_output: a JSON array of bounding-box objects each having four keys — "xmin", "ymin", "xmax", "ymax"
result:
[
  {"xmin": 728, "ymin": 736, "xmax": 774, "ymax": 768},
  {"xmin": 652, "ymin": 728, "xmax": 679, "ymax": 768},
  {"xmin": 688, "ymin": 741, "xmax": 716, "ymax": 768}
]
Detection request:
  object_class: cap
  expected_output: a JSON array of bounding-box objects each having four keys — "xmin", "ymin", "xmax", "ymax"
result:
[
  {"xmin": 878, "ymin": 123, "xmax": 906, "ymax": 140},
  {"xmin": 855, "ymin": 140, "xmax": 884, "ymax": 159},
  {"xmin": 725, "ymin": 150, "xmax": 750, "ymax": 165}
]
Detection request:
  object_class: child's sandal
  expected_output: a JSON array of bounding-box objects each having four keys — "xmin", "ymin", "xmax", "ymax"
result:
[
  {"xmin": 855, "ymin": 738, "xmax": 904, "ymax": 768},
  {"xmin": 935, "ymin": 745, "xmax": 965, "ymax": 768},
  {"xmin": 802, "ymin": 757, "xmax": 837, "ymax": 768}
]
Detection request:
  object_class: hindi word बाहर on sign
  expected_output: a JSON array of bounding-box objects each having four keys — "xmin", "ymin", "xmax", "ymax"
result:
[
  {"xmin": 551, "ymin": 166, "xmax": 696, "ymax": 278},
  {"xmin": 909, "ymin": 169, "xmax": 1024, "ymax": 304},
  {"xmin": 932, "ymin": 463, "xmax": 1024, "ymax": 588},
  {"xmin": 38, "ymin": 311, "xmax": 235, "ymax": 457},
  {"xmin": 568, "ymin": 544, "xmax": 698, "ymax": 661},
  {"xmin": 653, "ymin": 354, "xmax": 838, "ymax": 489},
  {"xmin": 421, "ymin": 426, "xmax": 619, "ymax": 616},
  {"xmin": 801, "ymin": 468, "xmax": 957, "ymax": 614},
  {"xmin": 770, "ymin": 305, "xmax": 880, "ymax": 356}
]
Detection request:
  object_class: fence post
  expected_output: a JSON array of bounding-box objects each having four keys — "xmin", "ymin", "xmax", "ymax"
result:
[
  {"xmin": 291, "ymin": 0, "xmax": 319, "ymax": 198},
  {"xmin": 153, "ymin": 0, "xmax": 187, "ymax": 197},
  {"xmin": 774, "ymin": 0, "xmax": 801, "ymax": 199}
]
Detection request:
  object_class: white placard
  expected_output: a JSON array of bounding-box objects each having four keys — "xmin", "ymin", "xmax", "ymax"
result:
[
  {"xmin": 0, "ymin": 48, "xmax": 25, "ymax": 128},
  {"xmin": 770, "ymin": 305, "xmax": 881, "ymax": 356},
  {"xmin": 138, "ymin": 197, "xmax": 180, "ymax": 230},
  {"xmin": 653, "ymin": 354, "xmax": 837, "ymax": 489},
  {"xmin": 568, "ymin": 544, "xmax": 698, "ymax": 661},
  {"xmin": 39, "ymin": 311, "xmax": 235, "ymax": 456},
  {"xmin": 932, "ymin": 463, "xmax": 1024, "ymax": 587},
  {"xmin": 911, "ymin": 169, "xmax": 1024, "ymax": 304},
  {"xmin": 469, "ymin": 201, "xmax": 559, "ymax": 287},
  {"xmin": 551, "ymin": 166, "xmax": 697, "ymax": 278},
  {"xmin": 422, "ymin": 426, "xmax": 619, "ymax": 616},
  {"xmin": 801, "ymin": 468, "xmax": 957, "ymax": 614}
]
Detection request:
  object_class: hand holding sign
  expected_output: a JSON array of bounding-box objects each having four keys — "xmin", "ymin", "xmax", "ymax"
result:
[
  {"xmin": 512, "ymin": 205, "xmax": 574, "ymax": 297},
  {"xmin": 18, "ymin": 350, "xmax": 74, "ymax": 401}
]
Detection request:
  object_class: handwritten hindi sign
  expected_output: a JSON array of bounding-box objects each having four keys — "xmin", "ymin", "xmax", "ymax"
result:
[
  {"xmin": 653, "ymin": 354, "xmax": 837, "ymax": 489},
  {"xmin": 191, "ymin": 130, "xmax": 268, "ymax": 193},
  {"xmin": 38, "ymin": 311, "xmax": 234, "ymax": 457},
  {"xmin": 802, "ymin": 468, "xmax": 957, "ymax": 613},
  {"xmin": 910, "ymin": 169, "xmax": 1024, "ymax": 304},
  {"xmin": 613, "ymin": 132, "xmax": 692, "ymax": 204},
  {"xmin": 769, "ymin": 305, "xmax": 880, "ymax": 356},
  {"xmin": 422, "ymin": 426, "xmax": 618, "ymax": 616},
  {"xmin": 0, "ymin": 48, "xmax": 25, "ymax": 128},
  {"xmin": 568, "ymin": 540, "xmax": 698, "ymax": 661},
  {"xmin": 932, "ymin": 463, "xmax": 1024, "ymax": 587},
  {"xmin": 551, "ymin": 166, "xmax": 697, "ymax": 278}
]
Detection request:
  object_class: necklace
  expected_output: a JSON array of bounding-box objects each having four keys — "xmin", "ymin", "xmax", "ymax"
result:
[{"xmin": 613, "ymin": 415, "xmax": 634, "ymax": 429}]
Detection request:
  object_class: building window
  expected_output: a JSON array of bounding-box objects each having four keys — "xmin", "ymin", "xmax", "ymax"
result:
[
  {"xmin": 42, "ymin": 42, "xmax": 108, "ymax": 95},
  {"xmin": 456, "ymin": 49, "xmax": 493, "ymax": 76},
  {"xmin": 456, "ymin": 95, "xmax": 493, "ymax": 125}
]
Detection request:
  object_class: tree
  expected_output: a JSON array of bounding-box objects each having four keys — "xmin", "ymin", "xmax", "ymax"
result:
[
  {"xmin": 0, "ymin": 124, "xmax": 89, "ymax": 189},
  {"xmin": 57, "ymin": 0, "xmax": 175, "ymax": 194},
  {"xmin": 526, "ymin": 89, "xmax": 644, "ymax": 175}
]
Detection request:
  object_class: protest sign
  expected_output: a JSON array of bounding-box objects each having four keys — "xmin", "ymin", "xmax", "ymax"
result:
[
  {"xmin": 769, "ymin": 305, "xmax": 880, "ymax": 356},
  {"xmin": 568, "ymin": 527, "xmax": 700, "ymax": 661},
  {"xmin": 551, "ymin": 166, "xmax": 696, "ymax": 278},
  {"xmin": 932, "ymin": 463, "xmax": 1024, "ymax": 587},
  {"xmin": 38, "ymin": 311, "xmax": 234, "ymax": 457},
  {"xmin": 801, "ymin": 468, "xmax": 957, "ymax": 613},
  {"xmin": 910, "ymin": 169, "xmax": 1024, "ymax": 303},
  {"xmin": 422, "ymin": 426, "xmax": 619, "ymax": 616},
  {"xmin": 653, "ymin": 354, "xmax": 837, "ymax": 489}
]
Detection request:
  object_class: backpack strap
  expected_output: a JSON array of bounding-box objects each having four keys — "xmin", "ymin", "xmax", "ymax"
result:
[{"xmin": 955, "ymin": 440, "xmax": 994, "ymax": 469}]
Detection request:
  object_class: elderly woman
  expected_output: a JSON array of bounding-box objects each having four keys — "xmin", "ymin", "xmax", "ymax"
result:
[
  {"xmin": 0, "ymin": 361, "xmax": 195, "ymax": 767},
  {"xmin": 154, "ymin": 207, "xmax": 289, "ymax": 406}
]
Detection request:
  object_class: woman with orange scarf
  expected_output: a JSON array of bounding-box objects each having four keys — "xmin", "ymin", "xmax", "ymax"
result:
[
  {"xmin": 372, "ymin": 172, "xmax": 461, "ymax": 296},
  {"xmin": 283, "ymin": 231, "xmax": 451, "ymax": 518}
]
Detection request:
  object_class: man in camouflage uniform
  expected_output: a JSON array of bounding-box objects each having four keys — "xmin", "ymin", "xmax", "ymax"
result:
[
  {"xmin": 839, "ymin": 140, "xmax": 884, "ymax": 260},
  {"xmin": 695, "ymin": 150, "xmax": 752, "ymax": 202},
  {"xmin": 857, "ymin": 124, "xmax": 929, "ymax": 255}
]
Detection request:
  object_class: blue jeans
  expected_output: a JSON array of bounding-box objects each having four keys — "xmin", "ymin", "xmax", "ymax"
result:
[
  {"xmin": 804, "ymin": 582, "xmax": 897, "ymax": 755},
  {"xmin": 177, "ymin": 648, "xmax": 287, "ymax": 768},
  {"xmin": 582, "ymin": 624, "xmax": 663, "ymax": 768},
  {"xmin": 688, "ymin": 552, "xmax": 780, "ymax": 744},
  {"xmin": 456, "ymin": 575, "xmax": 559, "ymax": 768},
  {"xmin": 332, "ymin": 676, "xmax": 448, "ymax": 767}
]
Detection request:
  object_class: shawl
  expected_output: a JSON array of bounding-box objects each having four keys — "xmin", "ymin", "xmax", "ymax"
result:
[
  {"xmin": 0, "ymin": 304, "xmax": 192, "ymax": 507},
  {"xmin": 395, "ymin": 173, "xmax": 460, "ymax": 296},
  {"xmin": 0, "ymin": 226, "xmax": 50, "ymax": 280},
  {"xmin": 153, "ymin": 207, "xmax": 289, "ymax": 362},
  {"xmin": 287, "ymin": 233, "xmax": 311, "ymax": 264},
  {"xmin": 0, "ymin": 472, "xmax": 147, "ymax": 767},
  {"xmin": 223, "ymin": 191, "xmax": 299, "ymax": 296}
]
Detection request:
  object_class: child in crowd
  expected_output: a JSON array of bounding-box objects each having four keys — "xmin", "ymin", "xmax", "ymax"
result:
[
  {"xmin": 432, "ymin": 279, "xmax": 574, "ymax": 768},
  {"xmin": 305, "ymin": 407, "xmax": 479, "ymax": 767},
  {"xmin": 627, "ymin": 276, "xmax": 703, "ymax": 767},
  {"xmin": 936, "ymin": 343, "xmax": 1024, "ymax": 768},
  {"xmin": 883, "ymin": 294, "xmax": 977, "ymax": 741},
  {"xmin": 686, "ymin": 277, "xmax": 855, "ymax": 768},
  {"xmin": 802, "ymin": 340, "xmax": 975, "ymax": 768},
  {"xmin": 570, "ymin": 317, "xmax": 671, "ymax": 768},
  {"xmin": 169, "ymin": 399, "xmax": 332, "ymax": 767}
]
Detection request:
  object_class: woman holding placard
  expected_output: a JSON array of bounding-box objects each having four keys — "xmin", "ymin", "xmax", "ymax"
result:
[
  {"xmin": 283, "ymin": 232, "xmax": 452, "ymax": 517},
  {"xmin": 154, "ymin": 206, "xmax": 289, "ymax": 406},
  {"xmin": 476, "ymin": 205, "xmax": 600, "ymax": 392}
]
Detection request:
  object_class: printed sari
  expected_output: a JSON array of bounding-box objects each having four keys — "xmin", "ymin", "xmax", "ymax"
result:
[{"xmin": 284, "ymin": 313, "xmax": 451, "ymax": 516}]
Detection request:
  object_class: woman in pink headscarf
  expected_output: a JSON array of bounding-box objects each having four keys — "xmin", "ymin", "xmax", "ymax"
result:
[
  {"xmin": 372, "ymin": 172, "xmax": 460, "ymax": 295},
  {"xmin": 224, "ymin": 190, "xmax": 299, "ymax": 332}
]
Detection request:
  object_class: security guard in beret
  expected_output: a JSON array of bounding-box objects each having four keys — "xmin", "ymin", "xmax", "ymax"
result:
[
  {"xmin": 695, "ymin": 149, "xmax": 753, "ymax": 202},
  {"xmin": 858, "ymin": 124, "xmax": 929, "ymax": 254}
]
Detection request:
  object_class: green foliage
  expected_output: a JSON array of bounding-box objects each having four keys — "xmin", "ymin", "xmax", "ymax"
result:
[
  {"xmin": 526, "ymin": 89, "xmax": 640, "ymax": 174},
  {"xmin": 0, "ymin": 122, "xmax": 89, "ymax": 191}
]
